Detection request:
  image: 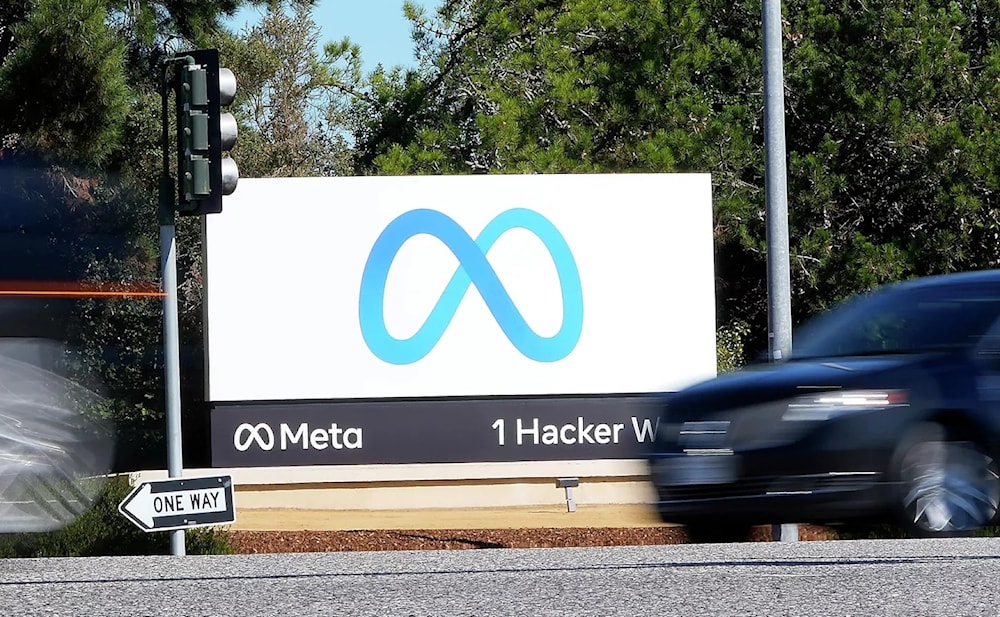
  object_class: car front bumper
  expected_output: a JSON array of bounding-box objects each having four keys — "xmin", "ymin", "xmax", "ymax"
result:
[{"xmin": 648, "ymin": 451, "xmax": 896, "ymax": 526}]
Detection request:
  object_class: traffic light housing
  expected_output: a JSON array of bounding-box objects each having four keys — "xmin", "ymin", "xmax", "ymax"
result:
[{"xmin": 174, "ymin": 49, "xmax": 239, "ymax": 216}]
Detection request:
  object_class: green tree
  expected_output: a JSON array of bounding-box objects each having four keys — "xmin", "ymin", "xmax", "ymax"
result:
[
  {"xmin": 782, "ymin": 0, "xmax": 1000, "ymax": 316},
  {"xmin": 0, "ymin": 0, "xmax": 129, "ymax": 164},
  {"xmin": 219, "ymin": 1, "xmax": 353, "ymax": 178},
  {"xmin": 0, "ymin": 0, "xmax": 293, "ymax": 170}
]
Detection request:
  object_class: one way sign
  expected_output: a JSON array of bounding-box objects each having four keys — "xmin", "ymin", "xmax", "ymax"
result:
[{"xmin": 118, "ymin": 475, "xmax": 236, "ymax": 532}]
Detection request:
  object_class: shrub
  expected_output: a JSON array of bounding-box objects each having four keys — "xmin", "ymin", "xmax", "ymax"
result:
[{"xmin": 717, "ymin": 321, "xmax": 752, "ymax": 374}]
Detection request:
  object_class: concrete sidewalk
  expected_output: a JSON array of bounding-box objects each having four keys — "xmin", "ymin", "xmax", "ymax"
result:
[{"xmin": 229, "ymin": 503, "xmax": 671, "ymax": 531}]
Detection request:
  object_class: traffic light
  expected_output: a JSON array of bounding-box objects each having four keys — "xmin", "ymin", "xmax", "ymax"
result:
[{"xmin": 174, "ymin": 49, "xmax": 239, "ymax": 216}]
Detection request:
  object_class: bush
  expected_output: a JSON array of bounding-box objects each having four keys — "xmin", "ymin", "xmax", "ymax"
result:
[
  {"xmin": 717, "ymin": 321, "xmax": 752, "ymax": 373},
  {"xmin": 0, "ymin": 474, "xmax": 233, "ymax": 557}
]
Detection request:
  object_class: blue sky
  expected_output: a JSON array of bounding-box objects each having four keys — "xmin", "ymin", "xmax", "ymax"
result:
[{"xmin": 228, "ymin": 1, "xmax": 438, "ymax": 72}]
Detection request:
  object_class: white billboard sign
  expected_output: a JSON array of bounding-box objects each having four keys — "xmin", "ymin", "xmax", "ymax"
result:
[{"xmin": 204, "ymin": 173, "xmax": 715, "ymax": 402}]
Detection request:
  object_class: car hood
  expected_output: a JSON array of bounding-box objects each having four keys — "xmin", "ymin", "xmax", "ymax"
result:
[{"xmin": 666, "ymin": 353, "xmax": 944, "ymax": 417}]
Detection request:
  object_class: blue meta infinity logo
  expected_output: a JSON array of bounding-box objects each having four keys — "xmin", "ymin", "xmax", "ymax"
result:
[{"xmin": 359, "ymin": 208, "xmax": 583, "ymax": 365}]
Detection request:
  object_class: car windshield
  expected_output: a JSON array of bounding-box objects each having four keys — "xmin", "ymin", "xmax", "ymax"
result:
[{"xmin": 791, "ymin": 281, "xmax": 1000, "ymax": 359}]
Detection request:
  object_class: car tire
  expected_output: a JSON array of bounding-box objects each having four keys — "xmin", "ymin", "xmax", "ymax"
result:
[
  {"xmin": 684, "ymin": 523, "xmax": 754, "ymax": 544},
  {"xmin": 894, "ymin": 422, "xmax": 1000, "ymax": 537}
]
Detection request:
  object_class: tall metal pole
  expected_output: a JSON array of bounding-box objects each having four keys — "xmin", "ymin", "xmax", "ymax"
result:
[
  {"xmin": 160, "ymin": 60, "xmax": 186, "ymax": 557},
  {"xmin": 762, "ymin": 0, "xmax": 797, "ymax": 543}
]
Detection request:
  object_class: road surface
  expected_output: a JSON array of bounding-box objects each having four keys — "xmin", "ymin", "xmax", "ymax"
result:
[{"xmin": 1, "ymin": 537, "xmax": 997, "ymax": 616}]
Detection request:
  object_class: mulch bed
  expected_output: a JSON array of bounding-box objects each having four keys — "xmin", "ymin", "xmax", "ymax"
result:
[{"xmin": 227, "ymin": 525, "xmax": 837, "ymax": 553}]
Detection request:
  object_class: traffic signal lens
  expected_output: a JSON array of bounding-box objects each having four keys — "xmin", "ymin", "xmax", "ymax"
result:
[
  {"xmin": 220, "ymin": 112, "xmax": 238, "ymax": 152},
  {"xmin": 221, "ymin": 158, "xmax": 239, "ymax": 196},
  {"xmin": 219, "ymin": 68, "xmax": 236, "ymax": 106}
]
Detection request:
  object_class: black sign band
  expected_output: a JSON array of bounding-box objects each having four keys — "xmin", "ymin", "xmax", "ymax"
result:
[{"xmin": 211, "ymin": 395, "xmax": 666, "ymax": 467}]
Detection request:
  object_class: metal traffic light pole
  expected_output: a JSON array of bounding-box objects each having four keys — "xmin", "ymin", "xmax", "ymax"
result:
[
  {"xmin": 156, "ymin": 49, "xmax": 239, "ymax": 557},
  {"xmin": 762, "ymin": 0, "xmax": 797, "ymax": 543},
  {"xmin": 159, "ymin": 55, "xmax": 191, "ymax": 557}
]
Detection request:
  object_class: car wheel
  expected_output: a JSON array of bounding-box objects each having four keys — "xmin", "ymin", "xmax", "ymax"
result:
[
  {"xmin": 684, "ymin": 523, "xmax": 754, "ymax": 544},
  {"xmin": 896, "ymin": 423, "xmax": 1000, "ymax": 537}
]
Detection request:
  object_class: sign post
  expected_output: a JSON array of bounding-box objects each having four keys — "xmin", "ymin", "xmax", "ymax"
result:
[{"xmin": 118, "ymin": 475, "xmax": 236, "ymax": 533}]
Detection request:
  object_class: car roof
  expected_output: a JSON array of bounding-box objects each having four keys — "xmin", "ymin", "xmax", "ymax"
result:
[{"xmin": 889, "ymin": 269, "xmax": 1000, "ymax": 291}]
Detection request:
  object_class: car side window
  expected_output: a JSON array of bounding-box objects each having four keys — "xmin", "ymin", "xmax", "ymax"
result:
[{"xmin": 795, "ymin": 283, "xmax": 1000, "ymax": 359}]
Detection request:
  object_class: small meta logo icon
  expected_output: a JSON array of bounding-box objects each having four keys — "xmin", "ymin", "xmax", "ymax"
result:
[
  {"xmin": 358, "ymin": 208, "xmax": 583, "ymax": 365},
  {"xmin": 233, "ymin": 423, "xmax": 274, "ymax": 451}
]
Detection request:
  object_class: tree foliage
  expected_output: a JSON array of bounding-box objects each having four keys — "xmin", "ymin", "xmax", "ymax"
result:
[
  {"xmin": 782, "ymin": 0, "xmax": 1000, "ymax": 314},
  {"xmin": 219, "ymin": 2, "xmax": 352, "ymax": 177},
  {"xmin": 0, "ymin": 0, "xmax": 129, "ymax": 164}
]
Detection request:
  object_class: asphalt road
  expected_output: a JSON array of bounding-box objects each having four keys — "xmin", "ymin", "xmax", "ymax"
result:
[{"xmin": 2, "ymin": 538, "xmax": 1000, "ymax": 616}]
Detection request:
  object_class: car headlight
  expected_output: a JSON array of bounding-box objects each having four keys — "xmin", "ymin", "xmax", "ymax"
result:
[{"xmin": 782, "ymin": 389, "xmax": 908, "ymax": 422}]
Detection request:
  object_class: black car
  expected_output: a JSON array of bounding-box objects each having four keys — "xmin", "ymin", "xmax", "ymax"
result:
[{"xmin": 648, "ymin": 269, "xmax": 1000, "ymax": 541}]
